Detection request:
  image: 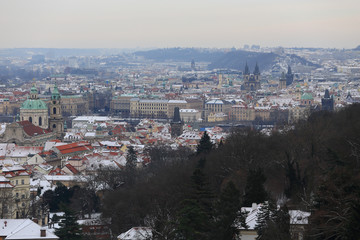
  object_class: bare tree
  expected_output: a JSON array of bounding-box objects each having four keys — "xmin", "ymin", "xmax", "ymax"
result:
[{"xmin": 0, "ymin": 186, "xmax": 14, "ymax": 218}]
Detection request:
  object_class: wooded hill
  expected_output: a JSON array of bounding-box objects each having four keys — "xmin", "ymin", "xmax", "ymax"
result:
[{"xmin": 100, "ymin": 104, "xmax": 360, "ymax": 239}]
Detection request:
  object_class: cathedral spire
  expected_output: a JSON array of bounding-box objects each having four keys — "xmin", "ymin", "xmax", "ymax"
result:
[
  {"xmin": 324, "ymin": 89, "xmax": 330, "ymax": 98},
  {"xmin": 287, "ymin": 65, "xmax": 292, "ymax": 75},
  {"xmin": 253, "ymin": 62, "xmax": 260, "ymax": 75},
  {"xmin": 244, "ymin": 62, "xmax": 250, "ymax": 75}
]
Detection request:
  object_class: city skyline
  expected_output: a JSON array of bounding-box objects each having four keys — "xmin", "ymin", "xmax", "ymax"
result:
[{"xmin": 0, "ymin": 0, "xmax": 359, "ymax": 49}]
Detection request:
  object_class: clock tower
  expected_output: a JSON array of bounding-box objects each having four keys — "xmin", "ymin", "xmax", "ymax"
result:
[{"xmin": 49, "ymin": 84, "xmax": 64, "ymax": 139}]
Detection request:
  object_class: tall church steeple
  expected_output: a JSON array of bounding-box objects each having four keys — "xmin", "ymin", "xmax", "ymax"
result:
[
  {"xmin": 287, "ymin": 65, "xmax": 292, "ymax": 75},
  {"xmin": 253, "ymin": 62, "xmax": 260, "ymax": 75},
  {"xmin": 49, "ymin": 83, "xmax": 64, "ymax": 139},
  {"xmin": 286, "ymin": 65, "xmax": 294, "ymax": 86},
  {"xmin": 244, "ymin": 62, "xmax": 250, "ymax": 75}
]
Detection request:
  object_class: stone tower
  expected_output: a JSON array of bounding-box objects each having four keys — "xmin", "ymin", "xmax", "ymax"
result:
[
  {"xmin": 321, "ymin": 89, "xmax": 334, "ymax": 111},
  {"xmin": 279, "ymin": 72, "xmax": 287, "ymax": 89},
  {"xmin": 170, "ymin": 107, "xmax": 183, "ymax": 138},
  {"xmin": 286, "ymin": 65, "xmax": 294, "ymax": 86},
  {"xmin": 49, "ymin": 84, "xmax": 64, "ymax": 138}
]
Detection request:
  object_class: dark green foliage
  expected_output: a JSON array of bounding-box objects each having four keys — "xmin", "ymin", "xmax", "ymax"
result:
[
  {"xmin": 243, "ymin": 168, "xmax": 268, "ymax": 207},
  {"xmin": 196, "ymin": 131, "xmax": 213, "ymax": 155},
  {"xmin": 176, "ymin": 199, "xmax": 210, "ymax": 240},
  {"xmin": 255, "ymin": 202, "xmax": 291, "ymax": 240},
  {"xmin": 55, "ymin": 206, "xmax": 82, "ymax": 240},
  {"xmin": 126, "ymin": 146, "xmax": 137, "ymax": 170},
  {"xmin": 100, "ymin": 104, "xmax": 360, "ymax": 238},
  {"xmin": 212, "ymin": 181, "xmax": 245, "ymax": 240},
  {"xmin": 43, "ymin": 182, "xmax": 74, "ymax": 212},
  {"xmin": 176, "ymin": 159, "xmax": 213, "ymax": 240}
]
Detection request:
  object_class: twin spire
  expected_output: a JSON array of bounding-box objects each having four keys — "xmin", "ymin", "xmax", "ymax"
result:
[{"xmin": 244, "ymin": 62, "xmax": 260, "ymax": 75}]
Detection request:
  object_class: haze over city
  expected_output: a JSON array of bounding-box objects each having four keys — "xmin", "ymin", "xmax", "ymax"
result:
[
  {"xmin": 0, "ymin": 0, "xmax": 359, "ymax": 49},
  {"xmin": 1, "ymin": 0, "xmax": 360, "ymax": 239}
]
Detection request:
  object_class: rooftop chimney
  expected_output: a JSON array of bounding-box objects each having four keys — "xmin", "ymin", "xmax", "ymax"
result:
[
  {"xmin": 251, "ymin": 203, "xmax": 257, "ymax": 210},
  {"xmin": 40, "ymin": 229, "xmax": 46, "ymax": 237}
]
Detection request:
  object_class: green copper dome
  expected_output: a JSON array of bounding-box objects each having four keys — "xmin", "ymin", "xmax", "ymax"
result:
[
  {"xmin": 301, "ymin": 92, "xmax": 313, "ymax": 100},
  {"xmin": 21, "ymin": 98, "xmax": 48, "ymax": 110}
]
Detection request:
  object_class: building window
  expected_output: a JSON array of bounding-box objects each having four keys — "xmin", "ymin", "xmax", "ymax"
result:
[
  {"xmin": 29, "ymin": 117, "xmax": 32, "ymax": 123},
  {"xmin": 39, "ymin": 116, "xmax": 42, "ymax": 126},
  {"xmin": 16, "ymin": 180, "xmax": 18, "ymax": 185},
  {"xmin": 21, "ymin": 179, "xmax": 24, "ymax": 185},
  {"xmin": 53, "ymin": 107, "xmax": 56, "ymax": 114},
  {"xmin": 53, "ymin": 124, "xmax": 56, "ymax": 129}
]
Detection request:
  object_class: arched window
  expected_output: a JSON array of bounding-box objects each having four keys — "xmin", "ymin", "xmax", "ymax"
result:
[
  {"xmin": 39, "ymin": 117, "xmax": 42, "ymax": 126},
  {"xmin": 53, "ymin": 107, "xmax": 56, "ymax": 114},
  {"xmin": 29, "ymin": 117, "xmax": 32, "ymax": 123},
  {"xmin": 53, "ymin": 124, "xmax": 56, "ymax": 129}
]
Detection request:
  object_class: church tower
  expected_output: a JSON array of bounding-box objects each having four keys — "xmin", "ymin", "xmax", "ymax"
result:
[
  {"xmin": 170, "ymin": 107, "xmax": 183, "ymax": 138},
  {"xmin": 253, "ymin": 62, "xmax": 260, "ymax": 82},
  {"xmin": 242, "ymin": 62, "xmax": 261, "ymax": 91},
  {"xmin": 243, "ymin": 62, "xmax": 250, "ymax": 82},
  {"xmin": 279, "ymin": 72, "xmax": 287, "ymax": 89},
  {"xmin": 20, "ymin": 85, "xmax": 48, "ymax": 129},
  {"xmin": 49, "ymin": 84, "xmax": 64, "ymax": 138},
  {"xmin": 321, "ymin": 89, "xmax": 334, "ymax": 111},
  {"xmin": 286, "ymin": 65, "xmax": 294, "ymax": 86}
]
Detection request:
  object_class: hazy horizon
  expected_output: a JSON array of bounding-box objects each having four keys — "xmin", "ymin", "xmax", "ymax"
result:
[{"xmin": 1, "ymin": 0, "xmax": 359, "ymax": 49}]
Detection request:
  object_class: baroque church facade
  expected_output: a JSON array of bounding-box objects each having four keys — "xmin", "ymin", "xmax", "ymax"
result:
[
  {"xmin": 19, "ymin": 85, "xmax": 48, "ymax": 129},
  {"xmin": 0, "ymin": 84, "xmax": 64, "ymax": 146}
]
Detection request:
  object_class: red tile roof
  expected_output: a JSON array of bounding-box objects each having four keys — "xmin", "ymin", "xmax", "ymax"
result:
[
  {"xmin": 64, "ymin": 164, "xmax": 79, "ymax": 174},
  {"xmin": 56, "ymin": 142, "xmax": 93, "ymax": 155},
  {"xmin": 18, "ymin": 121, "xmax": 51, "ymax": 136}
]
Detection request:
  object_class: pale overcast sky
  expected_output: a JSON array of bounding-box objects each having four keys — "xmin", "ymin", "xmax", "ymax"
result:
[{"xmin": 0, "ymin": 0, "xmax": 359, "ymax": 49}]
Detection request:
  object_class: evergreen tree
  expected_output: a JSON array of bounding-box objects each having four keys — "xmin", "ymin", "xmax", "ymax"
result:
[
  {"xmin": 255, "ymin": 201, "xmax": 274, "ymax": 239},
  {"xmin": 176, "ymin": 199, "xmax": 209, "ymax": 240},
  {"xmin": 176, "ymin": 159, "xmax": 213, "ymax": 239},
  {"xmin": 196, "ymin": 131, "xmax": 213, "ymax": 155},
  {"xmin": 243, "ymin": 168, "xmax": 268, "ymax": 207},
  {"xmin": 255, "ymin": 202, "xmax": 291, "ymax": 240},
  {"xmin": 212, "ymin": 181, "xmax": 246, "ymax": 240},
  {"xmin": 55, "ymin": 207, "xmax": 82, "ymax": 240},
  {"xmin": 126, "ymin": 146, "xmax": 137, "ymax": 170}
]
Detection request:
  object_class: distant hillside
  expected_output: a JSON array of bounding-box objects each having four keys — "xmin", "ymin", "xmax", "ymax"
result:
[
  {"xmin": 0, "ymin": 48, "xmax": 127, "ymax": 58},
  {"xmin": 209, "ymin": 51, "xmax": 320, "ymax": 71},
  {"xmin": 354, "ymin": 45, "xmax": 360, "ymax": 51},
  {"xmin": 134, "ymin": 48, "xmax": 225, "ymax": 62},
  {"xmin": 208, "ymin": 50, "xmax": 278, "ymax": 71},
  {"xmin": 135, "ymin": 48, "xmax": 320, "ymax": 71}
]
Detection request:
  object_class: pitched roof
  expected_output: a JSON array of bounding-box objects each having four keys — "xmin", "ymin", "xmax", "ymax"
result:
[
  {"xmin": 118, "ymin": 227, "xmax": 152, "ymax": 240},
  {"xmin": 63, "ymin": 164, "xmax": 79, "ymax": 175},
  {"xmin": 17, "ymin": 121, "xmax": 51, "ymax": 136},
  {"xmin": 0, "ymin": 219, "xmax": 59, "ymax": 239},
  {"xmin": 55, "ymin": 142, "xmax": 93, "ymax": 155}
]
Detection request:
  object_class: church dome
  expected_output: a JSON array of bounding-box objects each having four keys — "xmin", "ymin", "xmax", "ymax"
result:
[
  {"xmin": 21, "ymin": 98, "xmax": 47, "ymax": 110},
  {"xmin": 301, "ymin": 92, "xmax": 313, "ymax": 100}
]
